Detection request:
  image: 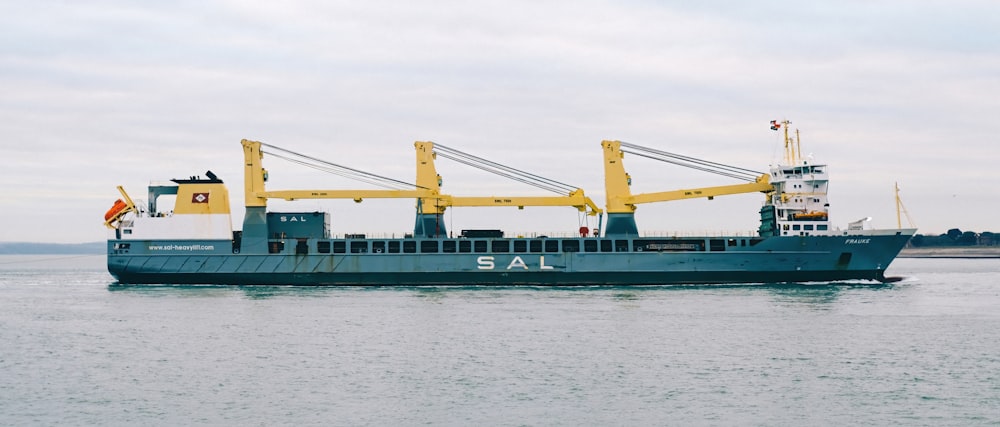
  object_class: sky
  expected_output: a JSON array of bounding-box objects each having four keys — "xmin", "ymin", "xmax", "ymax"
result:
[{"xmin": 2, "ymin": 0, "xmax": 998, "ymax": 243}]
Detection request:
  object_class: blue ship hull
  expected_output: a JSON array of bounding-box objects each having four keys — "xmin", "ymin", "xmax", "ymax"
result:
[{"xmin": 107, "ymin": 232, "xmax": 913, "ymax": 286}]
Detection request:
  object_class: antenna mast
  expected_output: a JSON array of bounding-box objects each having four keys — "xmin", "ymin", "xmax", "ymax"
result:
[{"xmin": 777, "ymin": 119, "xmax": 797, "ymax": 163}]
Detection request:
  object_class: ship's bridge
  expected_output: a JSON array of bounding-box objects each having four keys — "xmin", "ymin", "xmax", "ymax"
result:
[{"xmin": 108, "ymin": 172, "xmax": 234, "ymax": 241}]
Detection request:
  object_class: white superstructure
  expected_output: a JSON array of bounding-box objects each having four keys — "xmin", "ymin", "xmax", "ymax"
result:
[
  {"xmin": 759, "ymin": 120, "xmax": 837, "ymax": 236},
  {"xmin": 768, "ymin": 160, "xmax": 831, "ymax": 236}
]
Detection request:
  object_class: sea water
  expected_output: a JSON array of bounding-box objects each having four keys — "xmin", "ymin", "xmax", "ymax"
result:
[{"xmin": 0, "ymin": 255, "xmax": 998, "ymax": 426}]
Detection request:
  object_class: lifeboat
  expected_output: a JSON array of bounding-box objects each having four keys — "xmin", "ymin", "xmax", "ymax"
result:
[
  {"xmin": 792, "ymin": 211, "xmax": 828, "ymax": 221},
  {"xmin": 104, "ymin": 199, "xmax": 129, "ymax": 221}
]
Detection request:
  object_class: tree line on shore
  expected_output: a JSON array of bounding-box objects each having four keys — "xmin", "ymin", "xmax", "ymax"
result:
[{"xmin": 909, "ymin": 229, "xmax": 997, "ymax": 247}]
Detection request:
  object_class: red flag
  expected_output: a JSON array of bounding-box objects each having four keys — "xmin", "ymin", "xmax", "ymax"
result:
[{"xmin": 770, "ymin": 120, "xmax": 781, "ymax": 131}]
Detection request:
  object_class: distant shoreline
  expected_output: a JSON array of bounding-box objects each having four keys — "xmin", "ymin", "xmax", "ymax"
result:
[
  {"xmin": 0, "ymin": 242, "xmax": 104, "ymax": 255},
  {"xmin": 899, "ymin": 247, "xmax": 1000, "ymax": 258}
]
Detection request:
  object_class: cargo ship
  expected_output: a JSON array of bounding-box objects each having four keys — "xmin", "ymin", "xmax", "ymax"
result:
[{"xmin": 105, "ymin": 121, "xmax": 915, "ymax": 285}]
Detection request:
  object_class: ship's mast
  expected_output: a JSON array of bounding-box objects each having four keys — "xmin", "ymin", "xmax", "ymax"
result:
[
  {"xmin": 895, "ymin": 182, "xmax": 903, "ymax": 228},
  {"xmin": 895, "ymin": 182, "xmax": 915, "ymax": 229}
]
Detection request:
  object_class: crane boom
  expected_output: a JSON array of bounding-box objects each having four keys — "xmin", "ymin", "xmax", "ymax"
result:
[
  {"xmin": 626, "ymin": 177, "xmax": 772, "ymax": 205},
  {"xmin": 447, "ymin": 193, "xmax": 600, "ymax": 213},
  {"xmin": 259, "ymin": 189, "xmax": 445, "ymax": 203}
]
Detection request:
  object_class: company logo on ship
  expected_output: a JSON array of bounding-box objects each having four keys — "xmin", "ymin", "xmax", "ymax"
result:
[{"xmin": 477, "ymin": 256, "xmax": 556, "ymax": 271}]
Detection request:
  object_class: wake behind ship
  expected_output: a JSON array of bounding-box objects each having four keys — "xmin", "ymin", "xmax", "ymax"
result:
[{"xmin": 105, "ymin": 121, "xmax": 915, "ymax": 285}]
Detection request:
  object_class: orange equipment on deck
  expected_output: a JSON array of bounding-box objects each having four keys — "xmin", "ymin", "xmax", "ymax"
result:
[{"xmin": 105, "ymin": 199, "xmax": 128, "ymax": 221}]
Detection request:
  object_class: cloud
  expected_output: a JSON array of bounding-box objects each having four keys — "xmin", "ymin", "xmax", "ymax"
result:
[{"xmin": 1, "ymin": 0, "xmax": 998, "ymax": 241}]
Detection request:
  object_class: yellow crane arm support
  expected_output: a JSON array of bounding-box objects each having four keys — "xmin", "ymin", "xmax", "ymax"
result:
[
  {"xmin": 243, "ymin": 139, "xmax": 268, "ymax": 207},
  {"xmin": 414, "ymin": 141, "xmax": 445, "ymax": 215}
]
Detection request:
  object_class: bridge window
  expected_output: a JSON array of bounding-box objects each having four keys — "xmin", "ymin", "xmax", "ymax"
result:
[
  {"xmin": 317, "ymin": 241, "xmax": 331, "ymax": 253},
  {"xmin": 459, "ymin": 240, "xmax": 472, "ymax": 253},
  {"xmin": 388, "ymin": 241, "xmax": 400, "ymax": 253},
  {"xmin": 350, "ymin": 241, "xmax": 368, "ymax": 253},
  {"xmin": 442, "ymin": 240, "xmax": 456, "ymax": 253},
  {"xmin": 615, "ymin": 240, "xmax": 629, "ymax": 252},
  {"xmin": 513, "ymin": 240, "xmax": 527, "ymax": 253},
  {"xmin": 420, "ymin": 241, "xmax": 439, "ymax": 253},
  {"xmin": 333, "ymin": 241, "xmax": 346, "ymax": 253},
  {"xmin": 544, "ymin": 240, "xmax": 560, "ymax": 252},
  {"xmin": 529, "ymin": 240, "xmax": 543, "ymax": 252},
  {"xmin": 403, "ymin": 241, "xmax": 416, "ymax": 253},
  {"xmin": 372, "ymin": 241, "xmax": 386, "ymax": 253},
  {"xmin": 584, "ymin": 240, "xmax": 598, "ymax": 252},
  {"xmin": 562, "ymin": 240, "xmax": 579, "ymax": 252},
  {"xmin": 492, "ymin": 240, "xmax": 510, "ymax": 253},
  {"xmin": 600, "ymin": 240, "xmax": 613, "ymax": 252},
  {"xmin": 709, "ymin": 239, "xmax": 725, "ymax": 252},
  {"xmin": 474, "ymin": 240, "xmax": 488, "ymax": 252}
]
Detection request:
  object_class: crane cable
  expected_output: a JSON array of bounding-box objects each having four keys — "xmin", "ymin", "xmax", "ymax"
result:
[
  {"xmin": 619, "ymin": 141, "xmax": 764, "ymax": 182},
  {"xmin": 259, "ymin": 142, "xmax": 426, "ymax": 191},
  {"xmin": 433, "ymin": 144, "xmax": 580, "ymax": 195}
]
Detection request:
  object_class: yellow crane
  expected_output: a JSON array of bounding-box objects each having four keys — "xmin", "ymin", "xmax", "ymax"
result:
[
  {"xmin": 242, "ymin": 139, "xmax": 446, "ymax": 207},
  {"xmin": 241, "ymin": 139, "xmax": 452, "ymax": 248},
  {"xmin": 241, "ymin": 139, "xmax": 601, "ymax": 239},
  {"xmin": 601, "ymin": 140, "xmax": 773, "ymax": 235},
  {"xmin": 414, "ymin": 141, "xmax": 602, "ymax": 237}
]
